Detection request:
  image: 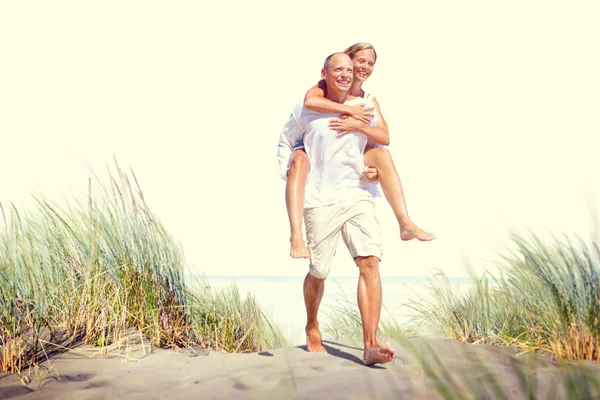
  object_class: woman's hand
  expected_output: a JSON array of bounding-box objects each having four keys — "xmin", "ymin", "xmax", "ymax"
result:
[
  {"xmin": 347, "ymin": 103, "xmax": 374, "ymax": 124},
  {"xmin": 329, "ymin": 116, "xmax": 364, "ymax": 138}
]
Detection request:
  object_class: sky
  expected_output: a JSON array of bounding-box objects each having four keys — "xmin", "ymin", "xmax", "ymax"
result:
[{"xmin": 1, "ymin": 1, "xmax": 599, "ymax": 277}]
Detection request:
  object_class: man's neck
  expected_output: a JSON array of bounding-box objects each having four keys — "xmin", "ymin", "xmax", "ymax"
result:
[{"xmin": 325, "ymin": 90, "xmax": 348, "ymax": 104}]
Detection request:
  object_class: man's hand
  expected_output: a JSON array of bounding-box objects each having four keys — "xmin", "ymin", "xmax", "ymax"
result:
[
  {"xmin": 329, "ymin": 116, "xmax": 364, "ymax": 138},
  {"xmin": 346, "ymin": 103, "xmax": 374, "ymax": 124},
  {"xmin": 363, "ymin": 166, "xmax": 378, "ymax": 182}
]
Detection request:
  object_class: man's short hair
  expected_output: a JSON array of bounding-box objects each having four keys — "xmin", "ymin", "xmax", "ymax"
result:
[
  {"xmin": 344, "ymin": 43, "xmax": 377, "ymax": 63},
  {"xmin": 323, "ymin": 52, "xmax": 348, "ymax": 69}
]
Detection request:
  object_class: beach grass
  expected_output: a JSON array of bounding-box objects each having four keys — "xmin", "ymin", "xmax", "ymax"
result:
[
  {"xmin": 186, "ymin": 280, "xmax": 285, "ymax": 353},
  {"xmin": 0, "ymin": 161, "xmax": 283, "ymax": 374},
  {"xmin": 409, "ymin": 233, "xmax": 600, "ymax": 361}
]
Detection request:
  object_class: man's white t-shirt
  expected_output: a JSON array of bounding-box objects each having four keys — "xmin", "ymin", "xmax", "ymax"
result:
[{"xmin": 277, "ymin": 96, "xmax": 380, "ymax": 209}]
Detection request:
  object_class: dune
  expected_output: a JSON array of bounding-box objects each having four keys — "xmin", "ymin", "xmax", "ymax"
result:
[{"xmin": 1, "ymin": 337, "xmax": 599, "ymax": 399}]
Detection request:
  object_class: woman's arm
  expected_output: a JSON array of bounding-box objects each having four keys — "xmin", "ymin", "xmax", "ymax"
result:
[
  {"xmin": 304, "ymin": 81, "xmax": 374, "ymax": 124},
  {"xmin": 372, "ymin": 98, "xmax": 389, "ymax": 134},
  {"xmin": 328, "ymin": 97, "xmax": 390, "ymax": 146}
]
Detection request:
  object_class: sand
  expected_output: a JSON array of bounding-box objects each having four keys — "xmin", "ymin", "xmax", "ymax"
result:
[{"xmin": 1, "ymin": 337, "xmax": 599, "ymax": 399}]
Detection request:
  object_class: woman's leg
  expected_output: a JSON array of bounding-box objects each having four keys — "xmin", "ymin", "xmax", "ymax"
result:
[
  {"xmin": 286, "ymin": 149, "xmax": 311, "ymax": 258},
  {"xmin": 363, "ymin": 147, "xmax": 435, "ymax": 241}
]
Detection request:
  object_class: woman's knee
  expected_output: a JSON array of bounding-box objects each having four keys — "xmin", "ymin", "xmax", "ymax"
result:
[
  {"xmin": 364, "ymin": 147, "xmax": 390, "ymax": 168},
  {"xmin": 290, "ymin": 150, "xmax": 310, "ymax": 173}
]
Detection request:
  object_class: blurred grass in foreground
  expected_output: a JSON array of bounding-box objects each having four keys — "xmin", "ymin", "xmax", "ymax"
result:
[
  {"xmin": 0, "ymin": 161, "xmax": 283, "ymax": 374},
  {"xmin": 394, "ymin": 335, "xmax": 600, "ymax": 399}
]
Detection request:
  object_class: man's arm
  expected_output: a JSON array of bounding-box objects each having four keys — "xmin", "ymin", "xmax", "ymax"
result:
[
  {"xmin": 276, "ymin": 107, "xmax": 304, "ymax": 180},
  {"xmin": 331, "ymin": 120, "xmax": 390, "ymax": 146},
  {"xmin": 362, "ymin": 166, "xmax": 378, "ymax": 182},
  {"xmin": 329, "ymin": 97, "xmax": 390, "ymax": 146},
  {"xmin": 304, "ymin": 81, "xmax": 374, "ymax": 124}
]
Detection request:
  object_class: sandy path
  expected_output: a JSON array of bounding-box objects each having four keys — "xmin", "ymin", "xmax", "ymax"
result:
[{"xmin": 1, "ymin": 338, "xmax": 598, "ymax": 399}]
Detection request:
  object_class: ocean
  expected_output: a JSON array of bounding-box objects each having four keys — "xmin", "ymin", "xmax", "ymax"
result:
[{"xmin": 195, "ymin": 275, "xmax": 474, "ymax": 344}]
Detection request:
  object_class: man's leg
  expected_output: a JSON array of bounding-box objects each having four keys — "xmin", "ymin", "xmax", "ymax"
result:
[
  {"xmin": 303, "ymin": 272, "xmax": 326, "ymax": 353},
  {"xmin": 340, "ymin": 199, "xmax": 395, "ymax": 365},
  {"xmin": 286, "ymin": 149, "xmax": 310, "ymax": 258},
  {"xmin": 356, "ymin": 255, "xmax": 395, "ymax": 365},
  {"xmin": 363, "ymin": 147, "xmax": 434, "ymax": 242},
  {"xmin": 303, "ymin": 202, "xmax": 344, "ymax": 354}
]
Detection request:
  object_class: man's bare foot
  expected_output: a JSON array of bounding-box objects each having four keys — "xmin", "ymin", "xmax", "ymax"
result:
[
  {"xmin": 363, "ymin": 343, "xmax": 395, "ymax": 365},
  {"xmin": 400, "ymin": 223, "xmax": 435, "ymax": 242},
  {"xmin": 305, "ymin": 325, "xmax": 327, "ymax": 353},
  {"xmin": 290, "ymin": 235, "xmax": 309, "ymax": 258}
]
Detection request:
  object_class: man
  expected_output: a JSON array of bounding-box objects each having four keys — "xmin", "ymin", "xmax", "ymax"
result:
[{"xmin": 277, "ymin": 53, "xmax": 395, "ymax": 365}]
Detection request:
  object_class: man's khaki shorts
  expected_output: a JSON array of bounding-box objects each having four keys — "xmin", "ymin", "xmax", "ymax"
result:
[{"xmin": 304, "ymin": 198, "xmax": 382, "ymax": 279}]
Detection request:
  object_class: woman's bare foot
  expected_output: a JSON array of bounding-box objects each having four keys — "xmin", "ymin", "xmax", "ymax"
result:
[
  {"xmin": 290, "ymin": 235, "xmax": 310, "ymax": 258},
  {"xmin": 305, "ymin": 324, "xmax": 327, "ymax": 353},
  {"xmin": 363, "ymin": 343, "xmax": 395, "ymax": 365},
  {"xmin": 400, "ymin": 222, "xmax": 435, "ymax": 241}
]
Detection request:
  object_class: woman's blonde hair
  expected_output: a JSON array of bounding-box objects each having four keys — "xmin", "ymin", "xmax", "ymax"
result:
[{"xmin": 343, "ymin": 43, "xmax": 377, "ymax": 63}]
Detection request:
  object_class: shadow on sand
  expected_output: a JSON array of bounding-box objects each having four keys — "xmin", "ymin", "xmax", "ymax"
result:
[{"xmin": 296, "ymin": 341, "xmax": 386, "ymax": 369}]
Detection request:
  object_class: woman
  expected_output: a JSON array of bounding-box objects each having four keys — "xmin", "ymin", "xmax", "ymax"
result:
[{"xmin": 287, "ymin": 43, "xmax": 434, "ymax": 259}]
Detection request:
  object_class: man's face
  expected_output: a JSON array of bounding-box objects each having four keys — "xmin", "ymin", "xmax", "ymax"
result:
[
  {"xmin": 352, "ymin": 49, "xmax": 376, "ymax": 83},
  {"xmin": 321, "ymin": 54, "xmax": 353, "ymax": 94}
]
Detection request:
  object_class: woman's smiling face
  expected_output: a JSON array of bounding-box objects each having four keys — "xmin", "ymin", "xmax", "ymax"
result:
[{"xmin": 352, "ymin": 49, "xmax": 376, "ymax": 83}]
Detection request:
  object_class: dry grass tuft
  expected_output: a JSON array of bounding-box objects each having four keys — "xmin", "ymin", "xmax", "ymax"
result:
[
  {"xmin": 0, "ymin": 160, "xmax": 283, "ymax": 374},
  {"xmin": 409, "ymin": 232, "xmax": 600, "ymax": 361}
]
